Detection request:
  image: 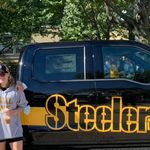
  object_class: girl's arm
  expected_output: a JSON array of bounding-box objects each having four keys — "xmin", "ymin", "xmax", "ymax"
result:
[
  {"xmin": 4, "ymin": 107, "xmax": 23, "ymax": 117},
  {"xmin": 16, "ymin": 81, "xmax": 27, "ymax": 92}
]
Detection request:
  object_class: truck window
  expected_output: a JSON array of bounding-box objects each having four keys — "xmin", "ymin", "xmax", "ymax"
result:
[
  {"xmin": 33, "ymin": 47, "xmax": 84, "ymax": 81},
  {"xmin": 102, "ymin": 46, "xmax": 150, "ymax": 83}
]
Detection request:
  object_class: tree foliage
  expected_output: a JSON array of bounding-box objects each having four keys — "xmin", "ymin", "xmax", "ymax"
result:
[
  {"xmin": 0, "ymin": 0, "xmax": 65, "ymax": 54},
  {"xmin": 104, "ymin": 0, "xmax": 150, "ymax": 44},
  {"xmin": 60, "ymin": 0, "xmax": 150, "ymax": 44},
  {"xmin": 60, "ymin": 0, "xmax": 109, "ymax": 41},
  {"xmin": 0, "ymin": 0, "xmax": 149, "ymax": 45},
  {"xmin": 0, "ymin": 0, "xmax": 64, "ymax": 41}
]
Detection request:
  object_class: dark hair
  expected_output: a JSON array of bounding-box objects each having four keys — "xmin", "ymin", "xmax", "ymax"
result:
[
  {"xmin": 7, "ymin": 73, "xmax": 15, "ymax": 87},
  {"xmin": 0, "ymin": 64, "xmax": 9, "ymax": 73}
]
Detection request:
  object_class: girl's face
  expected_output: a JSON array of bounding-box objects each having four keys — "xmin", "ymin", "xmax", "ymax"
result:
[{"xmin": 0, "ymin": 72, "xmax": 9, "ymax": 87}]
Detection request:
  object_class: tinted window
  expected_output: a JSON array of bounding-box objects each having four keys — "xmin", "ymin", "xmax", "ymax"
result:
[
  {"xmin": 33, "ymin": 47, "xmax": 84, "ymax": 81},
  {"xmin": 102, "ymin": 46, "xmax": 150, "ymax": 83},
  {"xmin": 45, "ymin": 54, "xmax": 76, "ymax": 73}
]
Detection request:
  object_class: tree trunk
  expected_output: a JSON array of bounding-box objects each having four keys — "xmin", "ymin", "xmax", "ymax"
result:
[
  {"xmin": 128, "ymin": 28, "xmax": 135, "ymax": 40},
  {"xmin": 104, "ymin": 0, "xmax": 150, "ymax": 44},
  {"xmin": 147, "ymin": 33, "xmax": 150, "ymax": 45}
]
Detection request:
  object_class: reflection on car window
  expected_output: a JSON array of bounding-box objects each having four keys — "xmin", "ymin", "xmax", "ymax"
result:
[
  {"xmin": 46, "ymin": 54, "xmax": 76, "ymax": 73},
  {"xmin": 102, "ymin": 46, "xmax": 150, "ymax": 83},
  {"xmin": 135, "ymin": 52, "xmax": 150, "ymax": 63},
  {"xmin": 33, "ymin": 47, "xmax": 84, "ymax": 81}
]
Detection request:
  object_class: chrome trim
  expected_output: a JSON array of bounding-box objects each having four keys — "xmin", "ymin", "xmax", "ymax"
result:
[{"xmin": 34, "ymin": 78, "xmax": 150, "ymax": 85}]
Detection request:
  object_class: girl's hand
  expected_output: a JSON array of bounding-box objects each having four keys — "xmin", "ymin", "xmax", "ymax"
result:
[
  {"xmin": 4, "ymin": 109, "xmax": 16, "ymax": 117},
  {"xmin": 4, "ymin": 107, "xmax": 23, "ymax": 117},
  {"xmin": 3, "ymin": 114, "xmax": 11, "ymax": 124},
  {"xmin": 3, "ymin": 107, "xmax": 23, "ymax": 124},
  {"xmin": 16, "ymin": 81, "xmax": 27, "ymax": 92},
  {"xmin": 3, "ymin": 108, "xmax": 12, "ymax": 124}
]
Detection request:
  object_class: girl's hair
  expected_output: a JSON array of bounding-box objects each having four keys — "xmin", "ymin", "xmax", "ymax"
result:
[{"xmin": 7, "ymin": 73, "xmax": 15, "ymax": 87}]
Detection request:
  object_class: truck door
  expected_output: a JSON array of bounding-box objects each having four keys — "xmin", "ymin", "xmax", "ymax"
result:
[
  {"xmin": 93, "ymin": 44, "xmax": 150, "ymax": 145},
  {"xmin": 21, "ymin": 44, "xmax": 98, "ymax": 145},
  {"xmin": 31, "ymin": 44, "xmax": 96, "ymax": 101}
]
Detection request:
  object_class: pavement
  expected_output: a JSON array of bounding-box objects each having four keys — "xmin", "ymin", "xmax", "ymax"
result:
[
  {"xmin": 23, "ymin": 146, "xmax": 150, "ymax": 150},
  {"xmin": 6, "ymin": 144, "xmax": 150, "ymax": 150}
]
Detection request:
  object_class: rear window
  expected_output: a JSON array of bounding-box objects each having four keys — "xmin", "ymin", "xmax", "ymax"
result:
[{"xmin": 33, "ymin": 47, "xmax": 84, "ymax": 81}]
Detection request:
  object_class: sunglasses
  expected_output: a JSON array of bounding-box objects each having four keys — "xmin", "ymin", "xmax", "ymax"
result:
[{"xmin": 0, "ymin": 73, "xmax": 6, "ymax": 77}]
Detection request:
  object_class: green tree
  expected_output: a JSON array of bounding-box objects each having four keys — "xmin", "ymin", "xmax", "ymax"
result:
[
  {"xmin": 1, "ymin": 0, "xmax": 149, "ymax": 44},
  {"xmin": 60, "ymin": 0, "xmax": 150, "ymax": 44},
  {"xmin": 60, "ymin": 0, "xmax": 109, "ymax": 41},
  {"xmin": 0, "ymin": 0, "xmax": 64, "ymax": 45}
]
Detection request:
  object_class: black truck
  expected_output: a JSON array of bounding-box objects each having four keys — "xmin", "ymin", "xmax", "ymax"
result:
[{"xmin": 18, "ymin": 40, "xmax": 150, "ymax": 148}]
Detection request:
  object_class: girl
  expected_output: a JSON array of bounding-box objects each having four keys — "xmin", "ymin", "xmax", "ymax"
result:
[{"xmin": 0, "ymin": 64, "xmax": 29, "ymax": 150}]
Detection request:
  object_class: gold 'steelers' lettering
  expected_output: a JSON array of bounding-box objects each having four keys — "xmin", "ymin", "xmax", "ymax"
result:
[
  {"xmin": 45, "ymin": 94, "xmax": 150, "ymax": 133},
  {"xmin": 45, "ymin": 94, "xmax": 67, "ymax": 130}
]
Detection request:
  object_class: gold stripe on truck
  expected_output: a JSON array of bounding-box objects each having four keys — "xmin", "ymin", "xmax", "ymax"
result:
[{"xmin": 21, "ymin": 107, "xmax": 47, "ymax": 126}]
